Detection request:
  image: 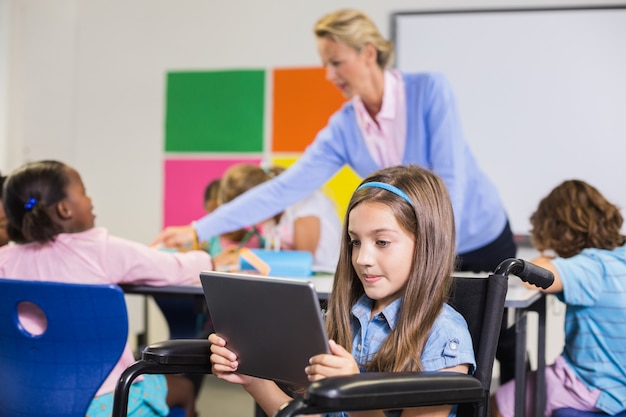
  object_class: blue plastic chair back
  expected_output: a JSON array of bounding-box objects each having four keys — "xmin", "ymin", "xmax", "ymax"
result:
[
  {"xmin": 553, "ymin": 408, "xmax": 626, "ymax": 417},
  {"xmin": 0, "ymin": 278, "xmax": 128, "ymax": 417}
]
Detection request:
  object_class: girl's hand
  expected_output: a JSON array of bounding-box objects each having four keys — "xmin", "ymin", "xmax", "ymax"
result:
[
  {"xmin": 209, "ymin": 333, "xmax": 256, "ymax": 386},
  {"xmin": 209, "ymin": 334, "xmax": 292, "ymax": 415},
  {"xmin": 305, "ymin": 340, "xmax": 360, "ymax": 382},
  {"xmin": 211, "ymin": 246, "xmax": 241, "ymax": 272}
]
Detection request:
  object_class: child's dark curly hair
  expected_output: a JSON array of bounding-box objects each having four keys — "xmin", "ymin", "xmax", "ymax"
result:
[{"xmin": 530, "ymin": 180, "xmax": 626, "ymax": 258}]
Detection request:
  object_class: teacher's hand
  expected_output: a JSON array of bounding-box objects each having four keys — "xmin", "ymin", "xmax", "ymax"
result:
[{"xmin": 151, "ymin": 225, "xmax": 196, "ymax": 249}]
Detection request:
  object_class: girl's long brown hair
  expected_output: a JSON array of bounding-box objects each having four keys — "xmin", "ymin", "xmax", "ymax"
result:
[{"xmin": 326, "ymin": 165, "xmax": 456, "ymax": 372}]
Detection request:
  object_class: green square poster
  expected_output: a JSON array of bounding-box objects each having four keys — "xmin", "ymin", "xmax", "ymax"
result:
[{"xmin": 165, "ymin": 70, "xmax": 265, "ymax": 152}]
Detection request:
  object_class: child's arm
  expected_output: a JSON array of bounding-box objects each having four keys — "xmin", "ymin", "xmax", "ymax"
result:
[
  {"xmin": 208, "ymin": 333, "xmax": 292, "ymax": 416},
  {"xmin": 526, "ymin": 255, "xmax": 563, "ymax": 293},
  {"xmin": 293, "ymin": 216, "xmax": 321, "ymax": 254}
]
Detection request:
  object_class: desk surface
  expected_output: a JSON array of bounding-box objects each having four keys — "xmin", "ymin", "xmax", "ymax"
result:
[{"xmin": 122, "ymin": 273, "xmax": 541, "ymax": 308}]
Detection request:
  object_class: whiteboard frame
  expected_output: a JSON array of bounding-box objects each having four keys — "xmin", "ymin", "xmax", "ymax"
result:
[{"xmin": 392, "ymin": 6, "xmax": 626, "ymax": 236}]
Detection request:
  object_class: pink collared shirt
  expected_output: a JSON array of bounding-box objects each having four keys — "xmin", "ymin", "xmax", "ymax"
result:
[{"xmin": 353, "ymin": 70, "xmax": 407, "ymax": 168}]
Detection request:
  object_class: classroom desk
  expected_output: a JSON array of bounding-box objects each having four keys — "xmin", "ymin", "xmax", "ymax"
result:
[
  {"xmin": 122, "ymin": 275, "xmax": 546, "ymax": 417},
  {"xmin": 122, "ymin": 275, "xmax": 332, "ymax": 299}
]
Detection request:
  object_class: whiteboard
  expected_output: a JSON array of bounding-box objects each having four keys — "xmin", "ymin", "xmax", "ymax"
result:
[{"xmin": 393, "ymin": 7, "xmax": 626, "ymax": 235}]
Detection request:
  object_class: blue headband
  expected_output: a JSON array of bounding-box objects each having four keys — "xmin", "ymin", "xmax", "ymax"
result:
[{"xmin": 357, "ymin": 182, "xmax": 412, "ymax": 205}]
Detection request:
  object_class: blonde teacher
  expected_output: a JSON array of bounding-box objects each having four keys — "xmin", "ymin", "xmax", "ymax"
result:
[{"xmin": 153, "ymin": 8, "xmax": 517, "ymax": 274}]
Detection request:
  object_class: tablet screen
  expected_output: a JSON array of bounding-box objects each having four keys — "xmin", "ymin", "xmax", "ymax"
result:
[{"xmin": 200, "ymin": 271, "xmax": 330, "ymax": 387}]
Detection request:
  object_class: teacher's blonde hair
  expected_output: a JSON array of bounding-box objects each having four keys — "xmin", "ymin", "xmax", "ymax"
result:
[{"xmin": 314, "ymin": 9, "xmax": 394, "ymax": 69}]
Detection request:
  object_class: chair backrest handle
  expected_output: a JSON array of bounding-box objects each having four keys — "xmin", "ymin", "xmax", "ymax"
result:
[{"xmin": 494, "ymin": 258, "xmax": 554, "ymax": 289}]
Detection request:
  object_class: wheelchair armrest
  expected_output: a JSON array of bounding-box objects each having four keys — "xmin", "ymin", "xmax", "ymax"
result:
[
  {"xmin": 141, "ymin": 339, "xmax": 212, "ymax": 366},
  {"xmin": 113, "ymin": 339, "xmax": 213, "ymax": 417},
  {"xmin": 305, "ymin": 372, "xmax": 483, "ymax": 411}
]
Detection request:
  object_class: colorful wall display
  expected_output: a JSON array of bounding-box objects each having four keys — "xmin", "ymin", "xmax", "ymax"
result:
[{"xmin": 163, "ymin": 67, "xmax": 361, "ymax": 228}]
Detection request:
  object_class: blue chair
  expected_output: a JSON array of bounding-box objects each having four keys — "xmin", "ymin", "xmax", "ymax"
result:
[
  {"xmin": 0, "ymin": 278, "xmax": 184, "ymax": 417},
  {"xmin": 553, "ymin": 409, "xmax": 626, "ymax": 417}
]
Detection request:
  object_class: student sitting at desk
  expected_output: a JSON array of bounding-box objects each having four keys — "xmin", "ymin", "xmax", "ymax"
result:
[
  {"xmin": 201, "ymin": 176, "xmax": 263, "ymax": 258},
  {"xmin": 214, "ymin": 163, "xmax": 341, "ymax": 273},
  {"xmin": 0, "ymin": 160, "xmax": 212, "ymax": 417},
  {"xmin": 209, "ymin": 164, "xmax": 476, "ymax": 417},
  {"xmin": 492, "ymin": 180, "xmax": 626, "ymax": 417}
]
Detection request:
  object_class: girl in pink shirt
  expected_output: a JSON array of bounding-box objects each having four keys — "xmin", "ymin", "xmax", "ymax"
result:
[{"xmin": 0, "ymin": 160, "xmax": 213, "ymax": 417}]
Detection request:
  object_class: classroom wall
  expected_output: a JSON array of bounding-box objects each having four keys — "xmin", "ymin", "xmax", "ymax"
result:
[
  {"xmin": 3, "ymin": 0, "xmax": 625, "ymax": 365},
  {"xmin": 4, "ymin": 0, "xmax": 626, "ymax": 244},
  {"xmin": 0, "ymin": 0, "xmax": 8, "ymax": 170}
]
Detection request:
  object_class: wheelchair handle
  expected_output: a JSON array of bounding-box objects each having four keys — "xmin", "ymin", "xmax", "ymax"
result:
[{"xmin": 493, "ymin": 258, "xmax": 554, "ymax": 289}]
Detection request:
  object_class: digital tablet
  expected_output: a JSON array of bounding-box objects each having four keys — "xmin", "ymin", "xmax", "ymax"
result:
[{"xmin": 200, "ymin": 270, "xmax": 330, "ymax": 387}]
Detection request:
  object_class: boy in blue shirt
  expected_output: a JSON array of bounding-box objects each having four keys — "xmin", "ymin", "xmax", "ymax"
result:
[{"xmin": 493, "ymin": 179, "xmax": 626, "ymax": 417}]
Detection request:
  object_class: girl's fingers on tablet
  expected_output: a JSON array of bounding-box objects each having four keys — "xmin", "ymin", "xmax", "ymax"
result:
[{"xmin": 210, "ymin": 353, "xmax": 238, "ymax": 370}]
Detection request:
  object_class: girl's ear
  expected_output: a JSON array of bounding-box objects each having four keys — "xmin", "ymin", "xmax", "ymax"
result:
[{"xmin": 55, "ymin": 201, "xmax": 72, "ymax": 219}]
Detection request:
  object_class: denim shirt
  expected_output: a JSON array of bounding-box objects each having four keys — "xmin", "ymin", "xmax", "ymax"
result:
[{"xmin": 325, "ymin": 295, "xmax": 475, "ymax": 417}]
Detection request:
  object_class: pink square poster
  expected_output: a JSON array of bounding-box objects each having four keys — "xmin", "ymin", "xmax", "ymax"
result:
[{"xmin": 163, "ymin": 157, "xmax": 262, "ymax": 227}]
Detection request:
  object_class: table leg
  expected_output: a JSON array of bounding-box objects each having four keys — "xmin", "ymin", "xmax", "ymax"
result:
[
  {"xmin": 514, "ymin": 310, "xmax": 527, "ymax": 417},
  {"xmin": 534, "ymin": 296, "xmax": 547, "ymax": 417},
  {"xmin": 135, "ymin": 295, "xmax": 149, "ymax": 355},
  {"xmin": 513, "ymin": 294, "xmax": 547, "ymax": 417}
]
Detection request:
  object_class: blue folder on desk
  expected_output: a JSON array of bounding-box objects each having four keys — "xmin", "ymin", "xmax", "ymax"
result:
[{"xmin": 239, "ymin": 249, "xmax": 313, "ymax": 278}]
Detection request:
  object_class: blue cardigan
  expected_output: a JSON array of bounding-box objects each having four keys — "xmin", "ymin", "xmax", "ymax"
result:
[{"xmin": 196, "ymin": 72, "xmax": 507, "ymax": 254}]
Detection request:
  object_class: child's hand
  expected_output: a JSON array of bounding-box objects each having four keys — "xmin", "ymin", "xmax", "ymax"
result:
[
  {"xmin": 209, "ymin": 333, "xmax": 256, "ymax": 386},
  {"xmin": 305, "ymin": 340, "xmax": 360, "ymax": 382},
  {"xmin": 212, "ymin": 246, "xmax": 241, "ymax": 272}
]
